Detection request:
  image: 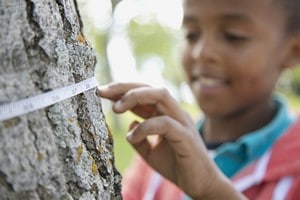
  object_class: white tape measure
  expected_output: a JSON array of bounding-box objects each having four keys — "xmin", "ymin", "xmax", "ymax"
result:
[{"xmin": 0, "ymin": 77, "xmax": 99, "ymax": 121}]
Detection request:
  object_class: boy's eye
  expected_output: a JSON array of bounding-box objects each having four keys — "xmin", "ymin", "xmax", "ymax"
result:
[
  {"xmin": 224, "ymin": 32, "xmax": 249, "ymax": 43},
  {"xmin": 185, "ymin": 32, "xmax": 199, "ymax": 43}
]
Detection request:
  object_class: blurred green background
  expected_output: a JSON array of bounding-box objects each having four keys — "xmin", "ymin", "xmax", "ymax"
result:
[{"xmin": 78, "ymin": 0, "xmax": 300, "ymax": 174}]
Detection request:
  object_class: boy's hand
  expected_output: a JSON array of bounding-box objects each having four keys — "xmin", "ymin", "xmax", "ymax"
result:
[{"xmin": 97, "ymin": 82, "xmax": 246, "ymax": 200}]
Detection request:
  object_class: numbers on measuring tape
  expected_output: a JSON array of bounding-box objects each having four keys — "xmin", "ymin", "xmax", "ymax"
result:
[
  {"xmin": 71, "ymin": 88, "xmax": 78, "ymax": 95},
  {"xmin": 23, "ymin": 102, "xmax": 34, "ymax": 112},
  {"xmin": 0, "ymin": 77, "xmax": 99, "ymax": 121},
  {"xmin": 51, "ymin": 94, "xmax": 60, "ymax": 102}
]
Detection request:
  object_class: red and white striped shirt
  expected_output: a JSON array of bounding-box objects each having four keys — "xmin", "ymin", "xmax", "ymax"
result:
[{"xmin": 122, "ymin": 118, "xmax": 300, "ymax": 200}]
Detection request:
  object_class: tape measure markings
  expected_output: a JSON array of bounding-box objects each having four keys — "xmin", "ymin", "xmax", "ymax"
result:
[{"xmin": 0, "ymin": 77, "xmax": 99, "ymax": 121}]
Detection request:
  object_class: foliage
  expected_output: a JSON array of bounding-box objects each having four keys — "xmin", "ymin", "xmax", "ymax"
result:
[
  {"xmin": 290, "ymin": 66, "xmax": 300, "ymax": 95},
  {"xmin": 89, "ymin": 28, "xmax": 112, "ymax": 84},
  {"xmin": 276, "ymin": 65, "xmax": 300, "ymax": 97},
  {"xmin": 127, "ymin": 18, "xmax": 184, "ymax": 85}
]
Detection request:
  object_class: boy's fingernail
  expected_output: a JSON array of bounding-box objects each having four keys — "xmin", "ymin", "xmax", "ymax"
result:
[
  {"xmin": 114, "ymin": 101, "xmax": 122, "ymax": 109},
  {"xmin": 129, "ymin": 120, "xmax": 140, "ymax": 131},
  {"xmin": 97, "ymin": 85, "xmax": 107, "ymax": 91},
  {"xmin": 126, "ymin": 133, "xmax": 134, "ymax": 142},
  {"xmin": 96, "ymin": 85, "xmax": 108, "ymax": 96}
]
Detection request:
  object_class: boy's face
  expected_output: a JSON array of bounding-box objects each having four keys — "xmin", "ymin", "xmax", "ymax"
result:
[{"xmin": 181, "ymin": 0, "xmax": 289, "ymax": 117}]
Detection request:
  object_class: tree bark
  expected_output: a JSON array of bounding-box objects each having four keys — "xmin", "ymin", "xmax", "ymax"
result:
[{"xmin": 0, "ymin": 0, "xmax": 122, "ymax": 199}]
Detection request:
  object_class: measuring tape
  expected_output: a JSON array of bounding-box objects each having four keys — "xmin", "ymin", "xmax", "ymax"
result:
[{"xmin": 0, "ymin": 77, "xmax": 99, "ymax": 121}]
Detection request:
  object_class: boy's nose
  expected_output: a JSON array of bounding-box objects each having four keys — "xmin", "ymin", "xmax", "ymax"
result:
[{"xmin": 192, "ymin": 36, "xmax": 217, "ymax": 64}]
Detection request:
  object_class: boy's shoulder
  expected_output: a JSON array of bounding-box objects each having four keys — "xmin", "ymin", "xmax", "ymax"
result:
[{"xmin": 232, "ymin": 117, "xmax": 300, "ymax": 199}]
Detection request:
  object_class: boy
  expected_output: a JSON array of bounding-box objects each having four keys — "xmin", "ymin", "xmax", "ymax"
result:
[{"xmin": 98, "ymin": 0, "xmax": 300, "ymax": 199}]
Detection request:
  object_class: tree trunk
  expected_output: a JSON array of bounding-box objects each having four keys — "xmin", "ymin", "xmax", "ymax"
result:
[{"xmin": 0, "ymin": 0, "xmax": 122, "ymax": 199}]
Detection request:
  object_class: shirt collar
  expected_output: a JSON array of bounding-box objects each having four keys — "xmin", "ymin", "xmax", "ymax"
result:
[
  {"xmin": 237, "ymin": 95, "xmax": 294, "ymax": 160},
  {"xmin": 199, "ymin": 95, "xmax": 295, "ymax": 177}
]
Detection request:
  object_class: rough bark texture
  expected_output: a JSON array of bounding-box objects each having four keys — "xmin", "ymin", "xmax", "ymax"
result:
[{"xmin": 0, "ymin": 0, "xmax": 122, "ymax": 199}]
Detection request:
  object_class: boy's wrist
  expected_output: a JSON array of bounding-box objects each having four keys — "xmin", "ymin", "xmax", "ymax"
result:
[{"xmin": 192, "ymin": 174, "xmax": 247, "ymax": 200}]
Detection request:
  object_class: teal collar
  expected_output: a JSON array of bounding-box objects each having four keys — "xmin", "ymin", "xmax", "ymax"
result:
[
  {"xmin": 238, "ymin": 96, "xmax": 293, "ymax": 159},
  {"xmin": 197, "ymin": 95, "xmax": 295, "ymax": 177}
]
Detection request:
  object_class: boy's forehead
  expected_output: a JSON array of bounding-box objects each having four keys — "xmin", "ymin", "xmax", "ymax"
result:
[
  {"xmin": 183, "ymin": 0, "xmax": 276, "ymax": 12},
  {"xmin": 183, "ymin": 0, "xmax": 274, "ymax": 5},
  {"xmin": 182, "ymin": 0, "xmax": 288, "ymax": 36},
  {"xmin": 182, "ymin": 0, "xmax": 282, "ymax": 23}
]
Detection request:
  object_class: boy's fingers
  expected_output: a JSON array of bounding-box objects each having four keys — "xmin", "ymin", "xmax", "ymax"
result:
[
  {"xmin": 97, "ymin": 82, "xmax": 149, "ymax": 101},
  {"xmin": 127, "ymin": 116, "xmax": 194, "ymax": 157},
  {"xmin": 128, "ymin": 135, "xmax": 176, "ymax": 182},
  {"xmin": 98, "ymin": 82, "xmax": 193, "ymax": 126},
  {"xmin": 98, "ymin": 82, "xmax": 192, "ymax": 125},
  {"xmin": 115, "ymin": 87, "xmax": 193, "ymax": 126}
]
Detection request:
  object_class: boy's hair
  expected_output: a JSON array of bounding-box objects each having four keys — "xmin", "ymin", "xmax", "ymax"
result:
[{"xmin": 278, "ymin": 0, "xmax": 300, "ymax": 33}]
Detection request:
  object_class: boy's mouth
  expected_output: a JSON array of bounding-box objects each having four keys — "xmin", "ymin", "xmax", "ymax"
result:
[
  {"xmin": 191, "ymin": 73, "xmax": 228, "ymax": 86},
  {"xmin": 195, "ymin": 76, "xmax": 226, "ymax": 87},
  {"xmin": 190, "ymin": 71, "xmax": 229, "ymax": 95},
  {"xmin": 189, "ymin": 67, "xmax": 229, "ymax": 92}
]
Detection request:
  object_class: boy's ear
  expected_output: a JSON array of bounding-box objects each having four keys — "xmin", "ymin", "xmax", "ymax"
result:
[{"xmin": 282, "ymin": 34, "xmax": 300, "ymax": 69}]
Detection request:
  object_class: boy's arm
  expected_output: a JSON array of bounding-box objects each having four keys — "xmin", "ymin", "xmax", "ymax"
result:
[
  {"xmin": 98, "ymin": 82, "xmax": 247, "ymax": 200},
  {"xmin": 193, "ymin": 175, "xmax": 248, "ymax": 200}
]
